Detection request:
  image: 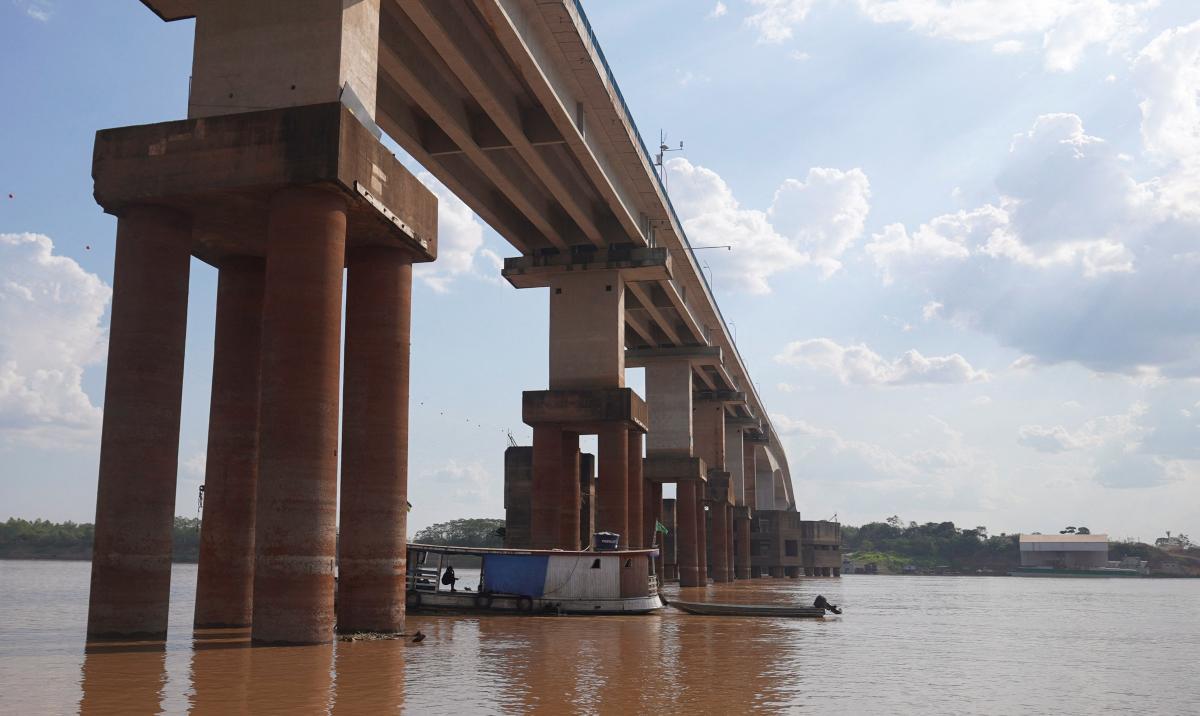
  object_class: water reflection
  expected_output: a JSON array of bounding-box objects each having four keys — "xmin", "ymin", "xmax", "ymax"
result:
[
  {"xmin": 79, "ymin": 641, "xmax": 167, "ymax": 715},
  {"xmin": 331, "ymin": 639, "xmax": 404, "ymax": 714},
  {"xmin": 188, "ymin": 629, "xmax": 252, "ymax": 715}
]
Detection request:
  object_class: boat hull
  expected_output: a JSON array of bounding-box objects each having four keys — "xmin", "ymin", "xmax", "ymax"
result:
[
  {"xmin": 668, "ymin": 600, "xmax": 826, "ymax": 618},
  {"xmin": 1009, "ymin": 567, "xmax": 1141, "ymax": 578},
  {"xmin": 408, "ymin": 590, "xmax": 663, "ymax": 615}
]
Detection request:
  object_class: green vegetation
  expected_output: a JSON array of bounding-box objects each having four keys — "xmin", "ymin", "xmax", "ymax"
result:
[
  {"xmin": 412, "ymin": 518, "xmax": 505, "ymax": 548},
  {"xmin": 843, "ymin": 516, "xmax": 1019, "ymax": 573},
  {"xmin": 0, "ymin": 517, "xmax": 202, "ymax": 562}
]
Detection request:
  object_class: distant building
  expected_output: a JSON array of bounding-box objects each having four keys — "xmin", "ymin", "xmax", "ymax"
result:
[
  {"xmin": 800, "ymin": 520, "xmax": 841, "ymax": 576},
  {"xmin": 1019, "ymin": 533, "xmax": 1109, "ymax": 569},
  {"xmin": 750, "ymin": 510, "xmax": 804, "ymax": 577},
  {"xmin": 1154, "ymin": 531, "xmax": 1191, "ymax": 552}
]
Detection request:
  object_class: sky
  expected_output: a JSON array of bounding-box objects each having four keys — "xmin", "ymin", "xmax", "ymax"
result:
[{"xmin": 1, "ymin": 0, "xmax": 1198, "ymax": 542}]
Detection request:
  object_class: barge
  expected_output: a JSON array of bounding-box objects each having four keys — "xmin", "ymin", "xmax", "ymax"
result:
[{"xmin": 405, "ymin": 543, "xmax": 664, "ymax": 614}]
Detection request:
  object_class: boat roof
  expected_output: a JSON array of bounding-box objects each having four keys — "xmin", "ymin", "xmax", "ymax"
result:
[{"xmin": 408, "ymin": 542, "xmax": 659, "ymax": 557}]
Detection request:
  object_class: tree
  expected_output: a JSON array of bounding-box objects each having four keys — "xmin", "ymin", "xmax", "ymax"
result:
[
  {"xmin": 413, "ymin": 518, "xmax": 505, "ymax": 548},
  {"xmin": 1076, "ymin": 526, "xmax": 1090, "ymax": 534},
  {"xmin": 1060, "ymin": 526, "xmax": 1076, "ymax": 534}
]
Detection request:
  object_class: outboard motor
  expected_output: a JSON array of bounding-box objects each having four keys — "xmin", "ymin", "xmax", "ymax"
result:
[{"xmin": 814, "ymin": 594, "xmax": 842, "ymax": 614}]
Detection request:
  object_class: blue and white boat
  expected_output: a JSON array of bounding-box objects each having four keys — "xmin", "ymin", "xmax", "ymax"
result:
[{"xmin": 405, "ymin": 543, "xmax": 663, "ymax": 614}]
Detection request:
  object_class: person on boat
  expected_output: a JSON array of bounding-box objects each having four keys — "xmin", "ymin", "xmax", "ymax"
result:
[
  {"xmin": 441, "ymin": 564, "xmax": 458, "ymax": 592},
  {"xmin": 813, "ymin": 594, "xmax": 842, "ymax": 614}
]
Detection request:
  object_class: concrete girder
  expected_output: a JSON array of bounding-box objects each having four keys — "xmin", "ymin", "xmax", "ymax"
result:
[
  {"xmin": 476, "ymin": 0, "xmax": 647, "ymax": 245},
  {"xmin": 377, "ymin": 12, "xmax": 573, "ymax": 251},
  {"xmin": 395, "ymin": 0, "xmax": 611, "ymax": 247},
  {"xmin": 625, "ymin": 280, "xmax": 684, "ymax": 347}
]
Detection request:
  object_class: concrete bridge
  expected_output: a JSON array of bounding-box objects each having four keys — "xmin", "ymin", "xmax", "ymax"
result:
[{"xmin": 86, "ymin": 0, "xmax": 798, "ymax": 644}]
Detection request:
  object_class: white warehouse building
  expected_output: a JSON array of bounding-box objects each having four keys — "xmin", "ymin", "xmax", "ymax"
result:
[{"xmin": 1019, "ymin": 534, "xmax": 1109, "ymax": 569}]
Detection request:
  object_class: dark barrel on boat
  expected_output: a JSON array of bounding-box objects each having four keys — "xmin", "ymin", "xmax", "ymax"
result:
[{"xmin": 594, "ymin": 532, "xmax": 620, "ymax": 551}]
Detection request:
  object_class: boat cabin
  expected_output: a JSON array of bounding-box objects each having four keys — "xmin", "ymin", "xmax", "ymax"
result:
[{"xmin": 406, "ymin": 543, "xmax": 663, "ymax": 615}]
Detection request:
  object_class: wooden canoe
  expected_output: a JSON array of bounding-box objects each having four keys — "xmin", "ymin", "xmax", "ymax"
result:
[{"xmin": 667, "ymin": 600, "xmax": 827, "ymax": 618}]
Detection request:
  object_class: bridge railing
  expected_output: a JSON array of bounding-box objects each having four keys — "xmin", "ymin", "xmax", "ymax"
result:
[{"xmin": 568, "ymin": 0, "xmax": 763, "ymax": 408}]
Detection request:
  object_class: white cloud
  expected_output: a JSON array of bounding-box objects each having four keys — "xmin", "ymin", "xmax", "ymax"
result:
[
  {"xmin": 1014, "ymin": 401, "xmax": 1200, "ymax": 488},
  {"xmin": 16, "ymin": 1, "xmax": 52, "ymax": 22},
  {"xmin": 867, "ymin": 113, "xmax": 1200, "ymax": 377},
  {"xmin": 414, "ymin": 172, "xmax": 488, "ymax": 293},
  {"xmin": 426, "ymin": 460, "xmax": 494, "ymax": 503},
  {"xmin": 743, "ymin": 0, "xmax": 1157, "ymax": 71},
  {"xmin": 709, "ymin": 1, "xmax": 729, "ymax": 19},
  {"xmin": 768, "ymin": 167, "xmax": 872, "ymax": 277},
  {"xmin": 773, "ymin": 412, "xmax": 1000, "ymax": 510},
  {"xmin": 676, "ymin": 70, "xmax": 712, "ymax": 87},
  {"xmin": 775, "ymin": 338, "xmax": 989, "ymax": 386},
  {"xmin": 0, "ymin": 233, "xmax": 109, "ymax": 446},
  {"xmin": 667, "ymin": 158, "xmax": 870, "ymax": 292},
  {"xmin": 746, "ymin": 0, "xmax": 818, "ymax": 44},
  {"xmin": 1133, "ymin": 20, "xmax": 1200, "ymax": 219},
  {"xmin": 972, "ymin": 395, "xmax": 993, "ymax": 406}
]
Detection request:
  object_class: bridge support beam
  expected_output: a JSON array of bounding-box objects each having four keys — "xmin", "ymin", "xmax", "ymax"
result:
[
  {"xmin": 195, "ymin": 256, "xmax": 265, "ymax": 628},
  {"xmin": 337, "ymin": 247, "xmax": 414, "ymax": 635},
  {"xmin": 88, "ymin": 101, "xmax": 437, "ymax": 644},
  {"xmin": 710, "ymin": 499, "xmax": 731, "ymax": 583},
  {"xmin": 252, "ymin": 187, "xmax": 348, "ymax": 644},
  {"xmin": 734, "ymin": 507, "xmax": 753, "ymax": 580},
  {"xmin": 676, "ymin": 482, "xmax": 700, "ymax": 587},
  {"xmin": 627, "ymin": 430, "xmax": 644, "ymax": 549},
  {"xmin": 87, "ymin": 206, "xmax": 192, "ymax": 640}
]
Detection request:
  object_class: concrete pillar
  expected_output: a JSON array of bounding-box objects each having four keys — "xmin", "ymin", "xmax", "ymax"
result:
[
  {"xmin": 663, "ymin": 498, "xmax": 678, "ymax": 581},
  {"xmin": 252, "ymin": 187, "xmax": 347, "ymax": 644},
  {"xmin": 87, "ymin": 206, "xmax": 191, "ymax": 639},
  {"xmin": 725, "ymin": 423, "xmax": 745, "ymax": 505},
  {"xmin": 645, "ymin": 481, "xmax": 663, "ymax": 578},
  {"xmin": 530, "ymin": 426, "xmax": 563, "ymax": 550},
  {"xmin": 676, "ymin": 483, "xmax": 699, "ymax": 587},
  {"xmin": 645, "ymin": 358, "xmax": 692, "ymax": 455},
  {"xmin": 720, "ymin": 503, "xmax": 729, "ymax": 580},
  {"xmin": 549, "ymin": 270, "xmax": 624, "ymax": 389},
  {"xmin": 559, "ymin": 432, "xmax": 581, "ymax": 550},
  {"xmin": 579, "ymin": 453, "xmax": 595, "ymax": 548},
  {"xmin": 710, "ymin": 501, "xmax": 731, "ymax": 583},
  {"xmin": 626, "ymin": 431, "xmax": 644, "ymax": 549},
  {"xmin": 597, "ymin": 424, "xmax": 629, "ymax": 546},
  {"xmin": 693, "ymin": 401, "xmax": 726, "ymax": 471},
  {"xmin": 743, "ymin": 441, "xmax": 757, "ymax": 511},
  {"xmin": 195, "ymin": 256, "xmax": 265, "ymax": 628},
  {"xmin": 337, "ymin": 247, "xmax": 413, "ymax": 634},
  {"xmin": 503, "ymin": 447, "xmax": 532, "ymax": 549},
  {"xmin": 696, "ymin": 500, "xmax": 708, "ymax": 584},
  {"xmin": 735, "ymin": 513, "xmax": 752, "ymax": 580}
]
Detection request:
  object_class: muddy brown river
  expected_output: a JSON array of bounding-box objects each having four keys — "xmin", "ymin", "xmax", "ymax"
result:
[{"xmin": 1, "ymin": 560, "xmax": 1196, "ymax": 714}]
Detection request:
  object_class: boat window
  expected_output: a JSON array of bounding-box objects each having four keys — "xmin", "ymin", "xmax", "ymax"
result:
[{"xmin": 591, "ymin": 558, "xmax": 601, "ymax": 569}]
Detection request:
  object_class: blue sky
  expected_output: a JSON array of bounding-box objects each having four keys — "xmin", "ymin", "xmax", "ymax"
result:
[{"xmin": 2, "ymin": 0, "xmax": 1198, "ymax": 542}]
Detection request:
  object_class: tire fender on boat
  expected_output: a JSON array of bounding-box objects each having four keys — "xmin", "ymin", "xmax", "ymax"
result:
[
  {"xmin": 474, "ymin": 593, "xmax": 493, "ymax": 610},
  {"xmin": 516, "ymin": 595, "xmax": 533, "ymax": 613},
  {"xmin": 406, "ymin": 591, "xmax": 422, "ymax": 609}
]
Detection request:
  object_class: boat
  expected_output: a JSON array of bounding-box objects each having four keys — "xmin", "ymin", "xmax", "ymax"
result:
[
  {"xmin": 1009, "ymin": 566, "xmax": 1141, "ymax": 578},
  {"xmin": 667, "ymin": 599, "xmax": 827, "ymax": 618},
  {"xmin": 405, "ymin": 543, "xmax": 664, "ymax": 615}
]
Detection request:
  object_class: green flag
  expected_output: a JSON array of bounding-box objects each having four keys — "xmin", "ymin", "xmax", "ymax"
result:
[{"xmin": 655, "ymin": 520, "xmax": 669, "ymax": 535}]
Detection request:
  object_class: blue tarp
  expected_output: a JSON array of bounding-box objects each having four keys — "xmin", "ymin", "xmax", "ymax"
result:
[{"xmin": 482, "ymin": 554, "xmax": 549, "ymax": 597}]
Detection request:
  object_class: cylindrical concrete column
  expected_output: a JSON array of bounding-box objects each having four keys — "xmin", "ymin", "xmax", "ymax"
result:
[
  {"xmin": 676, "ymin": 482, "xmax": 699, "ymax": 587},
  {"xmin": 195, "ymin": 256, "xmax": 265, "ymax": 628},
  {"xmin": 710, "ymin": 501, "xmax": 731, "ymax": 583},
  {"xmin": 87, "ymin": 205, "xmax": 191, "ymax": 639},
  {"xmin": 726, "ymin": 505, "xmax": 735, "ymax": 581},
  {"xmin": 338, "ymin": 247, "xmax": 413, "ymax": 634},
  {"xmin": 252, "ymin": 187, "xmax": 347, "ymax": 644},
  {"xmin": 735, "ymin": 513, "xmax": 752, "ymax": 580},
  {"xmin": 597, "ymin": 424, "xmax": 629, "ymax": 547},
  {"xmin": 645, "ymin": 481, "xmax": 663, "ymax": 579},
  {"xmin": 531, "ymin": 426, "xmax": 563, "ymax": 550},
  {"xmin": 559, "ymin": 431, "xmax": 581, "ymax": 550},
  {"xmin": 626, "ymin": 431, "xmax": 644, "ymax": 549},
  {"xmin": 696, "ymin": 500, "xmax": 708, "ymax": 584}
]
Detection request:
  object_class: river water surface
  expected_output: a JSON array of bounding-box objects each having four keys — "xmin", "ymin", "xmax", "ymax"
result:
[{"xmin": 0, "ymin": 559, "xmax": 1196, "ymax": 714}]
